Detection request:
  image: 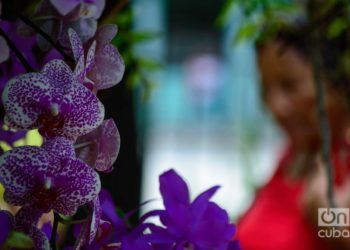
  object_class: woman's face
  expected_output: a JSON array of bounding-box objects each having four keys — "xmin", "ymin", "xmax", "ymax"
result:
[{"xmin": 258, "ymin": 42, "xmax": 320, "ymax": 149}]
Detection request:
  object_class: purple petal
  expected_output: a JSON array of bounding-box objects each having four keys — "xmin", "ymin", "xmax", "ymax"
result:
[
  {"xmin": 76, "ymin": 119, "xmax": 119, "ymax": 172},
  {"xmin": 68, "ymin": 28, "xmax": 84, "ymax": 63},
  {"xmin": 0, "ymin": 210, "xmax": 13, "ymax": 245},
  {"xmin": 73, "ymin": 55, "xmax": 86, "ymax": 84},
  {"xmin": 159, "ymin": 170, "xmax": 190, "ymax": 210},
  {"xmin": 60, "ymin": 19, "xmax": 97, "ymax": 48},
  {"xmin": 2, "ymin": 73, "xmax": 51, "ymax": 129},
  {"xmin": 86, "ymin": 40, "xmax": 96, "ymax": 73},
  {"xmin": 42, "ymin": 137, "xmax": 75, "ymax": 160},
  {"xmin": 0, "ymin": 146, "xmax": 50, "ymax": 206},
  {"xmin": 61, "ymin": 84, "xmax": 105, "ymax": 140},
  {"xmin": 190, "ymin": 185, "xmax": 220, "ymax": 221},
  {"xmin": 95, "ymin": 24, "xmax": 118, "ymax": 45},
  {"xmin": 51, "ymin": 158, "xmax": 101, "ymax": 215},
  {"xmin": 50, "ymin": 0, "xmax": 81, "ymax": 16},
  {"xmin": 88, "ymin": 44, "xmax": 125, "ymax": 90},
  {"xmin": 42, "ymin": 59, "xmax": 73, "ymax": 88}
]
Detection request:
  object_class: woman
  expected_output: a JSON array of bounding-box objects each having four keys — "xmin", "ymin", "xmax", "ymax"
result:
[{"xmin": 236, "ymin": 27, "xmax": 350, "ymax": 249}]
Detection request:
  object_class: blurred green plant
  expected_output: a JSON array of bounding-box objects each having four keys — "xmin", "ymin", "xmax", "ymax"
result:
[{"xmin": 103, "ymin": 3, "xmax": 162, "ymax": 101}]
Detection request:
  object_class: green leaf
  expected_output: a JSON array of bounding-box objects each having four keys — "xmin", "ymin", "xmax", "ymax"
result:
[
  {"xmin": 234, "ymin": 21, "xmax": 260, "ymax": 43},
  {"xmin": 327, "ymin": 18, "xmax": 348, "ymax": 39},
  {"xmin": 5, "ymin": 231, "xmax": 34, "ymax": 249},
  {"xmin": 138, "ymin": 58, "xmax": 162, "ymax": 70},
  {"xmin": 128, "ymin": 31, "xmax": 161, "ymax": 43}
]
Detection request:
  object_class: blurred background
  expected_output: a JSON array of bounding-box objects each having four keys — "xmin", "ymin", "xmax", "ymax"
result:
[
  {"xmin": 99, "ymin": 0, "xmax": 286, "ymax": 220},
  {"xmin": 0, "ymin": 0, "xmax": 297, "ymax": 220}
]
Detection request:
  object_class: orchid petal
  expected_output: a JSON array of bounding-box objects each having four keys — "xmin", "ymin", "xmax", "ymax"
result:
[
  {"xmin": 50, "ymin": 0, "xmax": 81, "ymax": 16},
  {"xmin": 2, "ymin": 73, "xmax": 52, "ymax": 129},
  {"xmin": 68, "ymin": 28, "xmax": 84, "ymax": 63},
  {"xmin": 86, "ymin": 40, "xmax": 96, "ymax": 73},
  {"xmin": 0, "ymin": 36, "xmax": 9, "ymax": 63},
  {"xmin": 89, "ymin": 44, "xmax": 125, "ymax": 90}
]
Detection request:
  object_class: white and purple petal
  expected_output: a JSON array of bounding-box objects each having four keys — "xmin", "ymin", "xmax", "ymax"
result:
[
  {"xmin": 68, "ymin": 28, "xmax": 84, "ymax": 63},
  {"xmin": 88, "ymin": 43, "xmax": 125, "ymax": 90},
  {"xmin": 2, "ymin": 73, "xmax": 53, "ymax": 129},
  {"xmin": 0, "ymin": 146, "xmax": 50, "ymax": 206},
  {"xmin": 51, "ymin": 158, "xmax": 100, "ymax": 216},
  {"xmin": 61, "ymin": 83, "xmax": 105, "ymax": 140}
]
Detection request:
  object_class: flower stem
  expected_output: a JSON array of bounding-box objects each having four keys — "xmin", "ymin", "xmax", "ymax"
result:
[
  {"xmin": 50, "ymin": 212, "xmax": 59, "ymax": 250},
  {"xmin": 0, "ymin": 27, "xmax": 34, "ymax": 72},
  {"xmin": 19, "ymin": 15, "xmax": 74, "ymax": 63}
]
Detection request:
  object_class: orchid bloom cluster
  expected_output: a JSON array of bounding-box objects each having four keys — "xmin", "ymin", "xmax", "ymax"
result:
[{"xmin": 0, "ymin": 0, "xmax": 239, "ymax": 249}]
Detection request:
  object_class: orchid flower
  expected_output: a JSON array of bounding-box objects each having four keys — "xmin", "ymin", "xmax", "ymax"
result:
[
  {"xmin": 0, "ymin": 210, "xmax": 13, "ymax": 246},
  {"xmin": 0, "ymin": 136, "xmax": 101, "ymax": 215},
  {"xmin": 75, "ymin": 118, "xmax": 120, "ymax": 172},
  {"xmin": 2, "ymin": 58, "xmax": 105, "ymax": 140},
  {"xmin": 145, "ymin": 169, "xmax": 240, "ymax": 250},
  {"xmin": 68, "ymin": 25, "xmax": 125, "ymax": 91}
]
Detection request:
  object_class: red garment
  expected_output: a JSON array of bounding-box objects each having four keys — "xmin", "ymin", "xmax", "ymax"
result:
[{"xmin": 236, "ymin": 147, "xmax": 341, "ymax": 250}]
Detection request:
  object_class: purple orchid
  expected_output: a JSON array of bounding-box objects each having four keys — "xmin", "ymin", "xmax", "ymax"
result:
[
  {"xmin": 145, "ymin": 169, "xmax": 239, "ymax": 250},
  {"xmin": 0, "ymin": 210, "xmax": 13, "ymax": 246},
  {"xmin": 2, "ymin": 58, "xmax": 105, "ymax": 140},
  {"xmin": 0, "ymin": 137, "xmax": 101, "ymax": 215},
  {"xmin": 20, "ymin": 0, "xmax": 105, "ymax": 50},
  {"xmin": 68, "ymin": 25, "xmax": 125, "ymax": 91},
  {"xmin": 75, "ymin": 118, "xmax": 120, "ymax": 172},
  {"xmin": 74, "ymin": 189, "xmax": 153, "ymax": 250},
  {"xmin": 87, "ymin": 24, "xmax": 125, "ymax": 90}
]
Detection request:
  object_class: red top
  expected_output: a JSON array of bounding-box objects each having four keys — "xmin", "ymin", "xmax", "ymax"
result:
[{"xmin": 236, "ymin": 144, "xmax": 350, "ymax": 250}]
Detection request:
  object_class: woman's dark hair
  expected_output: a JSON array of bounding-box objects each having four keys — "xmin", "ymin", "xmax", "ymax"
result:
[{"xmin": 255, "ymin": 0, "xmax": 350, "ymax": 95}]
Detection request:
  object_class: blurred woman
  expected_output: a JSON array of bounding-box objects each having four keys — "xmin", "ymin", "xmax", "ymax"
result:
[{"xmin": 236, "ymin": 26, "xmax": 350, "ymax": 249}]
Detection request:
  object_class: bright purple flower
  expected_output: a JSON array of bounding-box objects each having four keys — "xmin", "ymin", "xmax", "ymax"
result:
[
  {"xmin": 146, "ymin": 169, "xmax": 239, "ymax": 250},
  {"xmin": 0, "ymin": 137, "xmax": 101, "ymax": 215},
  {"xmin": 2, "ymin": 59, "xmax": 105, "ymax": 140},
  {"xmin": 0, "ymin": 210, "xmax": 13, "ymax": 246},
  {"xmin": 75, "ymin": 119, "xmax": 120, "ymax": 172},
  {"xmin": 74, "ymin": 189, "xmax": 152, "ymax": 250},
  {"xmin": 68, "ymin": 25, "xmax": 125, "ymax": 91}
]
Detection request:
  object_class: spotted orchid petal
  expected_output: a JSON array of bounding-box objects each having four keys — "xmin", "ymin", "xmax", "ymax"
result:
[
  {"xmin": 42, "ymin": 59, "xmax": 74, "ymax": 89},
  {"xmin": 2, "ymin": 73, "xmax": 52, "ymax": 129},
  {"xmin": 68, "ymin": 28, "xmax": 84, "ymax": 63},
  {"xmin": 2, "ymin": 59, "xmax": 105, "ymax": 140},
  {"xmin": 86, "ymin": 40, "xmax": 96, "ymax": 73},
  {"xmin": 51, "ymin": 158, "xmax": 101, "ymax": 215},
  {"xmin": 88, "ymin": 37, "xmax": 125, "ymax": 90},
  {"xmin": 62, "ymin": 83, "xmax": 105, "ymax": 140},
  {"xmin": 75, "ymin": 119, "xmax": 120, "ymax": 172},
  {"xmin": 0, "ymin": 140, "xmax": 101, "ymax": 216}
]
